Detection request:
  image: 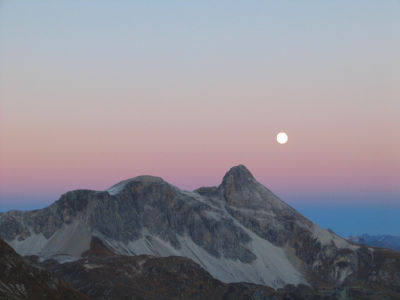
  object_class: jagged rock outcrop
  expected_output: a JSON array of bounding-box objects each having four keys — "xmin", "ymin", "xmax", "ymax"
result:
[{"xmin": 0, "ymin": 165, "xmax": 399, "ymax": 296}]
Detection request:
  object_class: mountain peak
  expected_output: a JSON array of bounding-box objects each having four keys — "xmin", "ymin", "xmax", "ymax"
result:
[
  {"xmin": 219, "ymin": 165, "xmax": 265, "ymax": 208},
  {"xmin": 220, "ymin": 165, "xmax": 255, "ymax": 187}
]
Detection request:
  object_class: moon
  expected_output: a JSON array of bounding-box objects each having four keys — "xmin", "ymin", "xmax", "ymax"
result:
[{"xmin": 276, "ymin": 132, "xmax": 288, "ymax": 144}]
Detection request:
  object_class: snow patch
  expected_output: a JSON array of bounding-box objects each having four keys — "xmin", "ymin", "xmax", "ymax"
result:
[
  {"xmin": 106, "ymin": 176, "xmax": 164, "ymax": 196},
  {"xmin": 107, "ymin": 181, "xmax": 129, "ymax": 196}
]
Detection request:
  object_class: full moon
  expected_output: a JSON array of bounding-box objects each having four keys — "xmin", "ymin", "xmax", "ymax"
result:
[{"xmin": 276, "ymin": 132, "xmax": 288, "ymax": 144}]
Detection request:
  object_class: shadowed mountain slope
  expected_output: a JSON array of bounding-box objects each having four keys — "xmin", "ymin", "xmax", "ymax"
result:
[
  {"xmin": 0, "ymin": 237, "xmax": 88, "ymax": 300},
  {"xmin": 25, "ymin": 237, "xmax": 400, "ymax": 300}
]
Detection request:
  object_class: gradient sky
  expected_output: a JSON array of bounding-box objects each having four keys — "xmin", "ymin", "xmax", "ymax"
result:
[{"xmin": 1, "ymin": 1, "xmax": 399, "ymax": 237}]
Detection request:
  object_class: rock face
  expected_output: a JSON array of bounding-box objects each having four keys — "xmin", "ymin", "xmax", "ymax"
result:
[
  {"xmin": 0, "ymin": 237, "xmax": 88, "ymax": 300},
  {"xmin": 0, "ymin": 165, "xmax": 399, "ymax": 295}
]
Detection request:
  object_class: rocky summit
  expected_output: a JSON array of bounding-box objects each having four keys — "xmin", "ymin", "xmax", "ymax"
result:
[{"xmin": 0, "ymin": 165, "xmax": 400, "ymax": 299}]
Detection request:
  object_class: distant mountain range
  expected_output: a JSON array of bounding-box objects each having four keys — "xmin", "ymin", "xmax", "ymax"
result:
[
  {"xmin": 0, "ymin": 165, "xmax": 399, "ymax": 299},
  {"xmin": 348, "ymin": 234, "xmax": 400, "ymax": 252}
]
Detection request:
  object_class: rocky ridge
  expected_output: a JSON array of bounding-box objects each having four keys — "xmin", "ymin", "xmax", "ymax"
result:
[{"xmin": 0, "ymin": 165, "xmax": 399, "ymax": 296}]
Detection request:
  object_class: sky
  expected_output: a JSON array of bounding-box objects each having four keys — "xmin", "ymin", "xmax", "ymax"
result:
[{"xmin": 0, "ymin": 1, "xmax": 399, "ymax": 237}]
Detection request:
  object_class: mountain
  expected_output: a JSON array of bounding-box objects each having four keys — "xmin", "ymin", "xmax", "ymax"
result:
[
  {"xmin": 0, "ymin": 236, "xmax": 88, "ymax": 300},
  {"xmin": 8, "ymin": 236, "xmax": 399, "ymax": 300},
  {"xmin": 0, "ymin": 236, "xmax": 344, "ymax": 300},
  {"xmin": 0, "ymin": 165, "xmax": 399, "ymax": 298},
  {"xmin": 30, "ymin": 251, "xmax": 279, "ymax": 300},
  {"xmin": 22, "ymin": 242, "xmax": 347, "ymax": 300},
  {"xmin": 348, "ymin": 234, "xmax": 400, "ymax": 252}
]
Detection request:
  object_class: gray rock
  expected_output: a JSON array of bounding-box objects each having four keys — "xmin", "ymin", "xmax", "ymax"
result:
[{"xmin": 0, "ymin": 164, "xmax": 390, "ymax": 289}]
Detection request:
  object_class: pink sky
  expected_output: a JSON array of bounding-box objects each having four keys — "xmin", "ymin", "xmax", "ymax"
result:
[{"xmin": 0, "ymin": 1, "xmax": 399, "ymax": 208}]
